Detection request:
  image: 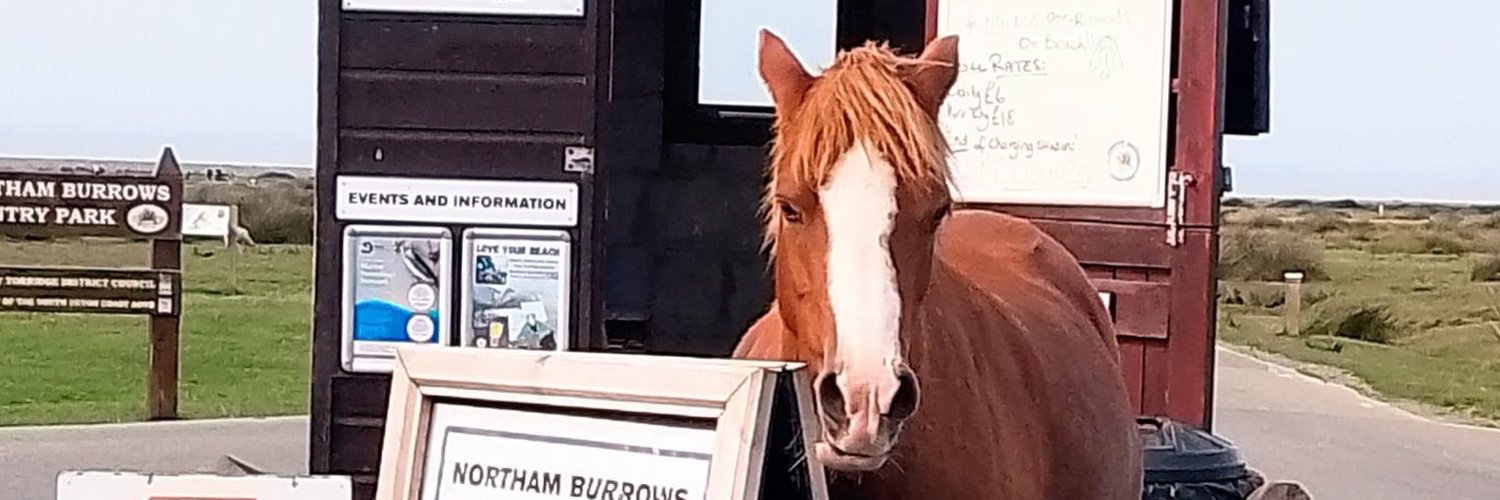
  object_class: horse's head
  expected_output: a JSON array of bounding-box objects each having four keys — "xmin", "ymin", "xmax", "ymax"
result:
[{"xmin": 756, "ymin": 30, "xmax": 959, "ymax": 472}]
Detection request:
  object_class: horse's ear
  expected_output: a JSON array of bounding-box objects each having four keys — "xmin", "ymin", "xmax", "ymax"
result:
[
  {"xmin": 758, "ymin": 29, "xmax": 815, "ymax": 115},
  {"xmin": 901, "ymin": 35, "xmax": 960, "ymax": 116}
]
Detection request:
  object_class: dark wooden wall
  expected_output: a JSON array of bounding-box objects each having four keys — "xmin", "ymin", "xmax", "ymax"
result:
[{"xmin": 312, "ymin": 0, "xmax": 605, "ymax": 497}]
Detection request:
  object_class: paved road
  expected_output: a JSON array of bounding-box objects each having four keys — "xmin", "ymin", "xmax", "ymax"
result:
[
  {"xmin": 0, "ymin": 416, "xmax": 307, "ymax": 499},
  {"xmin": 3, "ymin": 348, "xmax": 1499, "ymax": 499},
  {"xmin": 1214, "ymin": 347, "xmax": 1500, "ymax": 499}
]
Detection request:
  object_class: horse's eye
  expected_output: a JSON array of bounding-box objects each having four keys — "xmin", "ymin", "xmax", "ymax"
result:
[
  {"xmin": 931, "ymin": 205, "xmax": 951, "ymax": 225},
  {"xmin": 780, "ymin": 202, "xmax": 804, "ymax": 223}
]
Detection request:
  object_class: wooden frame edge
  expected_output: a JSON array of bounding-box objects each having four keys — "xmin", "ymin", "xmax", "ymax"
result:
[{"xmin": 375, "ymin": 346, "xmax": 812, "ymax": 500}]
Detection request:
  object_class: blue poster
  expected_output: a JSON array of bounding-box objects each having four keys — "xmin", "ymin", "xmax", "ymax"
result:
[{"xmin": 341, "ymin": 225, "xmax": 452, "ymax": 373}]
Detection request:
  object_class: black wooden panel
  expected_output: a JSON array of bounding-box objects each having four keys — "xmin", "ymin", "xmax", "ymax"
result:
[
  {"xmin": 330, "ymin": 375, "xmax": 391, "ymax": 417},
  {"xmin": 341, "ymin": 19, "xmax": 592, "ymax": 75},
  {"xmin": 311, "ymin": 0, "xmax": 344, "ymax": 475},
  {"xmin": 1225, "ymin": 0, "xmax": 1270, "ymax": 136},
  {"xmin": 339, "ymin": 71, "xmax": 592, "ymax": 134},
  {"xmin": 338, "ymin": 129, "xmax": 582, "ymax": 180},
  {"xmin": 330, "ymin": 421, "xmax": 386, "ymax": 473},
  {"xmin": 352, "ymin": 478, "xmax": 377, "ymax": 500}
]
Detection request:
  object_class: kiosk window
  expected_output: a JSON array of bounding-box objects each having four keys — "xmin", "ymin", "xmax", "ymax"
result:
[{"xmin": 696, "ymin": 0, "xmax": 839, "ymax": 108}]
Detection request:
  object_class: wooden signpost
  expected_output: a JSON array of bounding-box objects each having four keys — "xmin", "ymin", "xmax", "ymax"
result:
[
  {"xmin": 0, "ymin": 147, "xmax": 185, "ymax": 420},
  {"xmin": 375, "ymin": 346, "xmax": 827, "ymax": 500}
]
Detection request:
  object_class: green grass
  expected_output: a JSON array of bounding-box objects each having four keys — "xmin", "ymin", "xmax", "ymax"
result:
[
  {"xmin": 1219, "ymin": 209, "xmax": 1500, "ymax": 422},
  {"xmin": 0, "ymin": 239, "xmax": 313, "ymax": 426}
]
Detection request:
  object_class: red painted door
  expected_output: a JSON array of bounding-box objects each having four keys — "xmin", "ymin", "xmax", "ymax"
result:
[{"xmin": 926, "ymin": 0, "xmax": 1227, "ymax": 428}]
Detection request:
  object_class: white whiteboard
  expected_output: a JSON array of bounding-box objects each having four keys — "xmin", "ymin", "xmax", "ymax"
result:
[{"xmin": 935, "ymin": 0, "xmax": 1175, "ymax": 208}]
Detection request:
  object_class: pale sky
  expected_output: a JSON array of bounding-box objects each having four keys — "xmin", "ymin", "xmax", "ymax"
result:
[{"xmin": 1, "ymin": 1, "xmax": 1495, "ymax": 202}]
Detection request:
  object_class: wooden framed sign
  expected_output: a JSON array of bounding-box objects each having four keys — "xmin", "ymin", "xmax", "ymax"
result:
[
  {"xmin": 376, "ymin": 346, "xmax": 829, "ymax": 500},
  {"xmin": 56, "ymin": 471, "xmax": 352, "ymax": 499},
  {"xmin": 933, "ymin": 0, "xmax": 1176, "ymax": 208}
]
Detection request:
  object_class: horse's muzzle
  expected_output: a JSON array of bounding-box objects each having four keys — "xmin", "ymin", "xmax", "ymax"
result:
[{"xmin": 810, "ymin": 366, "xmax": 920, "ymax": 471}]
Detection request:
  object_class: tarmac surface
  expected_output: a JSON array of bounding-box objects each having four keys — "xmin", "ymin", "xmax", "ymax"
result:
[
  {"xmin": 4, "ymin": 346, "xmax": 1499, "ymax": 499},
  {"xmin": 1214, "ymin": 347, "xmax": 1500, "ymax": 499}
]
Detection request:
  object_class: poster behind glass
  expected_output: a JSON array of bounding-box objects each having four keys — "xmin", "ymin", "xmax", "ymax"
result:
[
  {"xmin": 461, "ymin": 228, "xmax": 571, "ymax": 352},
  {"xmin": 697, "ymin": 0, "xmax": 838, "ymax": 107},
  {"xmin": 341, "ymin": 225, "xmax": 453, "ymax": 373}
]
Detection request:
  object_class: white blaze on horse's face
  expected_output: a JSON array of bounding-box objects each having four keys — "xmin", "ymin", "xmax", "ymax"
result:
[{"xmin": 821, "ymin": 139, "xmax": 905, "ymax": 418}]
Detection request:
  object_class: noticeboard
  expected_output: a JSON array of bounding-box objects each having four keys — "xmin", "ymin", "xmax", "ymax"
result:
[
  {"xmin": 459, "ymin": 228, "xmax": 572, "ymax": 352},
  {"xmin": 341, "ymin": 225, "xmax": 455, "ymax": 374},
  {"xmin": 933, "ymin": 0, "xmax": 1175, "ymax": 208}
]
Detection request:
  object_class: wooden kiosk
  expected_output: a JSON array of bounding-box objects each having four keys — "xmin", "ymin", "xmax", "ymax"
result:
[{"xmin": 310, "ymin": 0, "xmax": 1268, "ymax": 497}]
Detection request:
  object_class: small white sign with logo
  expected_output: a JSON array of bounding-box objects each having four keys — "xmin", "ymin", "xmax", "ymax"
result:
[
  {"xmin": 336, "ymin": 176, "xmax": 579, "ymax": 228},
  {"xmin": 56, "ymin": 471, "xmax": 351, "ymax": 499},
  {"xmin": 182, "ymin": 203, "xmax": 233, "ymax": 237},
  {"xmin": 420, "ymin": 403, "xmax": 715, "ymax": 500}
]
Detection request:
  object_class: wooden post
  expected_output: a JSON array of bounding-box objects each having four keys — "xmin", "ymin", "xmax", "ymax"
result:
[
  {"xmin": 228, "ymin": 204, "xmax": 241, "ymax": 293},
  {"xmin": 1283, "ymin": 271, "xmax": 1304, "ymax": 336},
  {"xmin": 149, "ymin": 237, "xmax": 183, "ymax": 420}
]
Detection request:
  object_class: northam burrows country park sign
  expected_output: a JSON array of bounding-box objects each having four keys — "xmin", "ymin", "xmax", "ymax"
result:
[{"xmin": 0, "ymin": 147, "xmax": 186, "ymax": 419}]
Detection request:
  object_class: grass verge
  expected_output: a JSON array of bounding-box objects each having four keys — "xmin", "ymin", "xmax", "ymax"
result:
[{"xmin": 0, "ymin": 240, "xmax": 312, "ymax": 426}]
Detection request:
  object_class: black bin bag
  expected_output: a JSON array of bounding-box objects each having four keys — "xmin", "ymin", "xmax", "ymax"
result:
[{"xmin": 1138, "ymin": 417, "xmax": 1264, "ymax": 500}]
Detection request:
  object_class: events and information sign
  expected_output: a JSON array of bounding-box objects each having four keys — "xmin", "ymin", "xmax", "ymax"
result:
[
  {"xmin": 335, "ymin": 175, "xmax": 579, "ymax": 228},
  {"xmin": 341, "ymin": 225, "xmax": 454, "ymax": 373},
  {"xmin": 419, "ymin": 403, "xmax": 716, "ymax": 500},
  {"xmin": 934, "ymin": 0, "xmax": 1175, "ymax": 207},
  {"xmin": 342, "ymin": 0, "xmax": 584, "ymax": 17},
  {"xmin": 460, "ymin": 228, "xmax": 571, "ymax": 352}
]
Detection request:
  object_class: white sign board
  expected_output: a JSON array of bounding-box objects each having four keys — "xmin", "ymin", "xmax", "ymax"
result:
[
  {"xmin": 336, "ymin": 176, "xmax": 579, "ymax": 228},
  {"xmin": 182, "ymin": 203, "xmax": 232, "ymax": 237},
  {"xmin": 461, "ymin": 228, "xmax": 571, "ymax": 352},
  {"xmin": 419, "ymin": 403, "xmax": 716, "ymax": 500},
  {"xmin": 342, "ymin": 0, "xmax": 583, "ymax": 17},
  {"xmin": 57, "ymin": 471, "xmax": 352, "ymax": 499},
  {"xmin": 935, "ymin": 0, "xmax": 1175, "ymax": 208}
]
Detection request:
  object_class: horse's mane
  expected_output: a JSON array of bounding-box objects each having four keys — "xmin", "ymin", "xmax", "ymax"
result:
[{"xmin": 762, "ymin": 42, "xmax": 953, "ymax": 254}]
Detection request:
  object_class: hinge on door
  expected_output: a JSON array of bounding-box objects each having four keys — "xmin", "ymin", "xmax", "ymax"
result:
[{"xmin": 1166, "ymin": 171, "xmax": 1195, "ymax": 247}]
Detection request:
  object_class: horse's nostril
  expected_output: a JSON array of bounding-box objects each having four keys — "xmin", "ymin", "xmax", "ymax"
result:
[
  {"xmin": 887, "ymin": 366, "xmax": 920, "ymax": 420},
  {"xmin": 815, "ymin": 372, "xmax": 848, "ymax": 425}
]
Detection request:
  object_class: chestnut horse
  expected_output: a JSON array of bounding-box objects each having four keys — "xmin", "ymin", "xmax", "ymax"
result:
[{"xmin": 732, "ymin": 31, "xmax": 1143, "ymax": 499}]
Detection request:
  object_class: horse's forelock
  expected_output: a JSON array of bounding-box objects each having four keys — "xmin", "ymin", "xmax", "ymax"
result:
[{"xmin": 761, "ymin": 42, "xmax": 953, "ymax": 256}]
